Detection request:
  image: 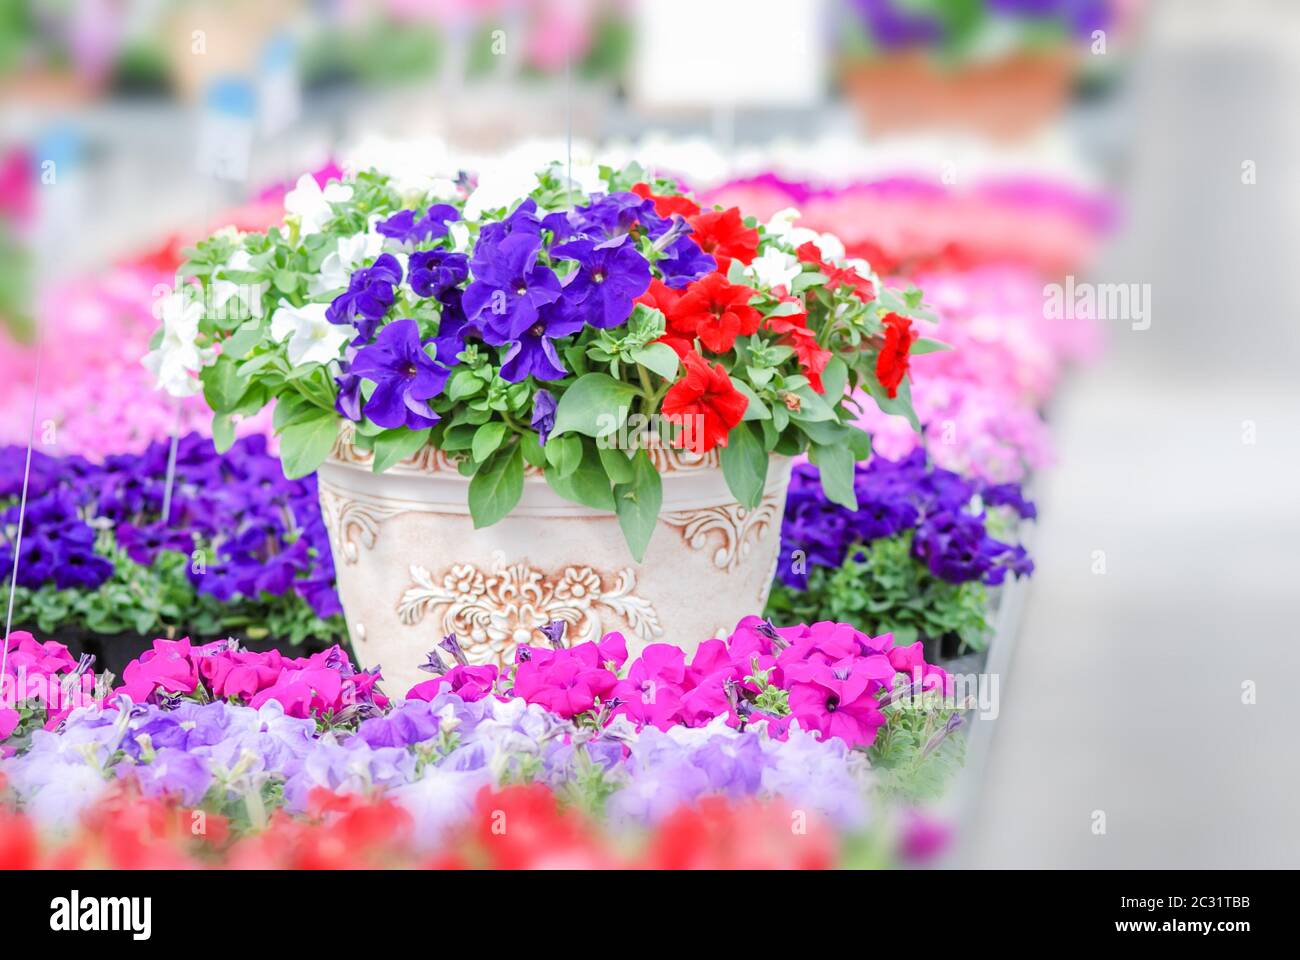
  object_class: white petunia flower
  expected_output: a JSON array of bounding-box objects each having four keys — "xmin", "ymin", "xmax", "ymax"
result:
[
  {"xmin": 309, "ymin": 231, "xmax": 385, "ymax": 297},
  {"xmin": 284, "ymin": 173, "xmax": 353, "ymax": 237},
  {"xmin": 764, "ymin": 207, "xmax": 803, "ymax": 240},
  {"xmin": 224, "ymin": 248, "xmax": 254, "ymax": 273},
  {"xmin": 210, "ymin": 279, "xmax": 265, "ymax": 322},
  {"xmin": 209, "ymin": 247, "xmax": 269, "ymax": 321},
  {"xmin": 788, "ymin": 227, "xmax": 846, "ymax": 263},
  {"xmin": 546, "ymin": 159, "xmax": 606, "ymax": 198},
  {"xmin": 141, "ymin": 290, "xmax": 210, "ymax": 397},
  {"xmin": 845, "ymin": 256, "xmax": 875, "ymax": 279},
  {"xmin": 462, "ymin": 160, "xmax": 544, "ymax": 222},
  {"xmin": 447, "ymin": 220, "xmax": 471, "ymax": 255},
  {"xmin": 747, "ymin": 246, "xmax": 801, "ymax": 290},
  {"xmin": 270, "ymin": 301, "xmax": 352, "ymax": 367}
]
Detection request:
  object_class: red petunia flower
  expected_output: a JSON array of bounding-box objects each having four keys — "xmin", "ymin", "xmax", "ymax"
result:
[
  {"xmin": 876, "ymin": 312, "xmax": 917, "ymax": 398},
  {"xmin": 661, "ymin": 351, "xmax": 749, "ymax": 454},
  {"xmin": 688, "ymin": 207, "xmax": 759, "ymax": 274},
  {"xmin": 632, "ymin": 181, "xmax": 701, "ymax": 219},
  {"xmin": 635, "ymin": 277, "xmax": 681, "ymax": 315},
  {"xmin": 470, "ymin": 784, "xmax": 613, "ymax": 869},
  {"xmin": 667, "ymin": 272, "xmax": 760, "ymax": 354},
  {"xmin": 764, "ymin": 307, "xmax": 832, "ymax": 393},
  {"xmin": 635, "ymin": 278, "xmax": 694, "ymax": 358},
  {"xmin": 796, "ymin": 241, "xmax": 876, "ymax": 303},
  {"xmin": 794, "ymin": 240, "xmax": 825, "ymax": 266},
  {"xmin": 641, "ymin": 796, "xmax": 837, "ymax": 870}
]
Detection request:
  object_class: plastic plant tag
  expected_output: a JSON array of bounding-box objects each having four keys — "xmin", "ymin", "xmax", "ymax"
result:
[{"xmin": 195, "ymin": 76, "xmax": 255, "ymax": 182}]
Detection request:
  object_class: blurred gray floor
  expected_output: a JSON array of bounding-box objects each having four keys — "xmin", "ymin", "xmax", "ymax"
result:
[{"xmin": 962, "ymin": 0, "xmax": 1300, "ymax": 868}]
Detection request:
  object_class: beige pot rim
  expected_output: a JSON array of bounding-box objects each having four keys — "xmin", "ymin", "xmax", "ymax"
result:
[{"xmin": 322, "ymin": 428, "xmax": 792, "ymax": 516}]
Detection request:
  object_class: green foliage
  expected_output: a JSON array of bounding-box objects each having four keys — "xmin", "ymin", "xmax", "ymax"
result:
[
  {"xmin": 868, "ymin": 685, "xmax": 968, "ymax": 803},
  {"xmin": 8, "ymin": 544, "xmax": 345, "ymax": 647},
  {"xmin": 765, "ymin": 532, "xmax": 993, "ymax": 653},
  {"xmin": 612, "ymin": 449, "xmax": 662, "ymax": 563},
  {"xmin": 467, "ymin": 444, "xmax": 525, "ymax": 529}
]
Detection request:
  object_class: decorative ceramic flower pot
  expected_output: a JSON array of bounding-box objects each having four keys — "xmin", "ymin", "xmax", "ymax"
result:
[{"xmin": 317, "ymin": 429, "xmax": 793, "ymax": 695}]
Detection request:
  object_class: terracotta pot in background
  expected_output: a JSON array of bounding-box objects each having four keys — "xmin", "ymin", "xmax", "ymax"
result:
[{"xmin": 840, "ymin": 49, "xmax": 1076, "ymax": 141}]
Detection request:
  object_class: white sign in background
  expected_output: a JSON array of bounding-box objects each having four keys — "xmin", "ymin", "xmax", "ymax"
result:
[{"xmin": 631, "ymin": 0, "xmax": 825, "ymax": 109}]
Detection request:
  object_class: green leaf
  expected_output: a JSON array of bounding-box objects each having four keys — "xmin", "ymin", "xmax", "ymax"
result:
[
  {"xmin": 730, "ymin": 377, "xmax": 771, "ymax": 421},
  {"xmin": 864, "ymin": 375, "xmax": 922, "ymax": 432},
  {"xmin": 819, "ymin": 356, "xmax": 849, "ymax": 403},
  {"xmin": 789, "ymin": 387, "xmax": 836, "ymax": 423},
  {"xmin": 846, "ymin": 425, "xmax": 873, "ymax": 462},
  {"xmin": 519, "ymin": 430, "xmax": 547, "ymax": 468},
  {"xmin": 471, "ymin": 422, "xmax": 507, "ymax": 463},
  {"xmin": 223, "ymin": 321, "xmax": 265, "ymax": 359},
  {"xmin": 797, "ymin": 419, "xmax": 850, "ymax": 446},
  {"xmin": 765, "ymin": 300, "xmax": 804, "ymax": 318},
  {"xmin": 598, "ymin": 445, "xmax": 634, "ymax": 485},
  {"xmin": 630, "ymin": 342, "xmax": 680, "ymax": 381},
  {"xmin": 273, "ymin": 392, "xmax": 316, "ymax": 432},
  {"xmin": 910, "ymin": 337, "xmax": 950, "ymax": 355},
  {"xmin": 372, "ymin": 428, "xmax": 432, "ymax": 473},
  {"xmin": 550, "ymin": 373, "xmax": 641, "ymax": 439},
  {"xmin": 545, "ymin": 433, "xmax": 583, "ymax": 478},
  {"xmin": 791, "ymin": 271, "xmax": 827, "ymax": 293},
  {"xmin": 468, "ymin": 444, "xmax": 524, "ymax": 528},
  {"xmin": 809, "ymin": 442, "xmax": 857, "ymax": 510},
  {"xmin": 272, "ymin": 269, "xmax": 299, "ymax": 294},
  {"xmin": 545, "ymin": 440, "xmax": 615, "ymax": 512},
  {"xmin": 446, "ymin": 367, "xmax": 485, "ymax": 402},
  {"xmin": 211, "ymin": 413, "xmax": 236, "ymax": 453},
  {"xmin": 236, "ymin": 352, "xmax": 277, "ymax": 378},
  {"xmin": 613, "ymin": 449, "xmax": 662, "ymax": 562},
  {"xmin": 201, "ymin": 357, "xmax": 250, "ymax": 413},
  {"xmin": 719, "ymin": 422, "xmax": 768, "ymax": 509},
  {"xmin": 278, "ymin": 414, "xmax": 338, "ymax": 479},
  {"xmin": 440, "ymin": 422, "xmax": 477, "ymax": 452}
]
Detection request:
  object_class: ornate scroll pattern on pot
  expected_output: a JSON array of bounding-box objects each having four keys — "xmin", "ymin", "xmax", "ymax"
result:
[
  {"xmin": 397, "ymin": 558, "xmax": 664, "ymax": 667},
  {"xmin": 334, "ymin": 424, "xmax": 719, "ymax": 477},
  {"xmin": 661, "ymin": 495, "xmax": 783, "ymax": 573},
  {"xmin": 644, "ymin": 443, "xmax": 719, "ymax": 474},
  {"xmin": 318, "ymin": 487, "xmax": 406, "ymax": 565}
]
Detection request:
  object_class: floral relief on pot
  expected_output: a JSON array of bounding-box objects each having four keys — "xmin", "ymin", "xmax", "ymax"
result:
[{"xmin": 396, "ymin": 558, "xmax": 661, "ymax": 667}]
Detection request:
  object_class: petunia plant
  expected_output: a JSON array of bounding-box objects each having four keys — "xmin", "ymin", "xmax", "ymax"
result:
[{"xmin": 157, "ymin": 162, "xmax": 942, "ymax": 560}]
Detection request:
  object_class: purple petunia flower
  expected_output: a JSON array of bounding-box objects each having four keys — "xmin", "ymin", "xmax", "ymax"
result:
[
  {"xmin": 408, "ymin": 249, "xmax": 469, "ymax": 299},
  {"xmin": 544, "ymin": 192, "xmax": 661, "ymax": 243},
  {"xmin": 115, "ymin": 522, "xmax": 194, "ymax": 566},
  {"xmin": 655, "ymin": 232, "xmax": 717, "ymax": 289},
  {"xmin": 376, "ymin": 204, "xmax": 459, "ymax": 246},
  {"xmin": 462, "ymin": 232, "xmax": 562, "ymax": 342},
  {"xmin": 551, "ymin": 235, "xmax": 652, "ymax": 330},
  {"xmin": 531, "ymin": 389, "xmax": 557, "ymax": 445},
  {"xmin": 484, "ymin": 300, "xmax": 582, "ymax": 383},
  {"xmin": 130, "ymin": 746, "xmax": 214, "ymax": 806},
  {"xmin": 334, "ymin": 343, "xmax": 364, "ymax": 422},
  {"xmin": 327, "ymin": 253, "xmax": 403, "ymax": 343},
  {"xmin": 429, "ymin": 289, "xmax": 480, "ymax": 365},
  {"xmin": 477, "ymin": 197, "xmax": 544, "ymax": 246},
  {"xmin": 349, "ymin": 318, "xmax": 450, "ymax": 429},
  {"xmin": 778, "ymin": 450, "xmax": 1035, "ymax": 589}
]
